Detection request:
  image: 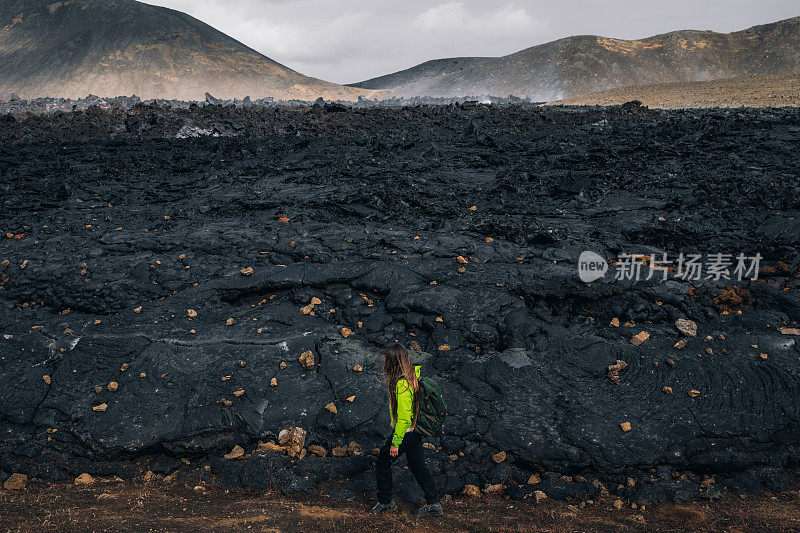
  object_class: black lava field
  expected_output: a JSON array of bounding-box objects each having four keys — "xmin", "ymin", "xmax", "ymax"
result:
[{"xmin": 1, "ymin": 101, "xmax": 800, "ymax": 505}]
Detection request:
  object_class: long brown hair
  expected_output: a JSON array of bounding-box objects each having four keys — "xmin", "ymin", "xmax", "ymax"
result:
[{"xmin": 382, "ymin": 343, "xmax": 419, "ymax": 430}]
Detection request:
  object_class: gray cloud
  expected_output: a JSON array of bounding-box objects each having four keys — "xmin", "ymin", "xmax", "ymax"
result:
[{"xmin": 144, "ymin": 0, "xmax": 799, "ymax": 84}]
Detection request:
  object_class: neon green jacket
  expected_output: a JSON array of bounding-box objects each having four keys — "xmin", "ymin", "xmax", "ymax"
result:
[{"xmin": 390, "ymin": 365, "xmax": 421, "ymax": 447}]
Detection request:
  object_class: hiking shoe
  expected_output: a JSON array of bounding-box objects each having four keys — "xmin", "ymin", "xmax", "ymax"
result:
[
  {"xmin": 415, "ymin": 502, "xmax": 443, "ymax": 517},
  {"xmin": 370, "ymin": 500, "xmax": 397, "ymax": 514}
]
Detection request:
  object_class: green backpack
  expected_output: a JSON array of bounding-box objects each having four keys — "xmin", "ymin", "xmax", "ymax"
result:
[{"xmin": 415, "ymin": 376, "xmax": 447, "ymax": 437}]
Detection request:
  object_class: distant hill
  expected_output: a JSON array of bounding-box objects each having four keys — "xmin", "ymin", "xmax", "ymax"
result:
[
  {"xmin": 0, "ymin": 0, "xmax": 377, "ymax": 101},
  {"xmin": 350, "ymin": 17, "xmax": 800, "ymax": 101}
]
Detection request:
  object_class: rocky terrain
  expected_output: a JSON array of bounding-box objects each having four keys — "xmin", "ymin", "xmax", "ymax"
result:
[
  {"xmin": 350, "ymin": 17, "xmax": 800, "ymax": 101},
  {"xmin": 1, "ymin": 101, "xmax": 800, "ymax": 508},
  {"xmin": 0, "ymin": 93, "xmax": 537, "ymax": 116},
  {"xmin": 0, "ymin": 0, "xmax": 376, "ymax": 101},
  {"xmin": 550, "ymin": 74, "xmax": 800, "ymax": 109}
]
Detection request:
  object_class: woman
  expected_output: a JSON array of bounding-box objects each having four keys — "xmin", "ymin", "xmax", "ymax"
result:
[{"xmin": 371, "ymin": 344, "xmax": 441, "ymax": 516}]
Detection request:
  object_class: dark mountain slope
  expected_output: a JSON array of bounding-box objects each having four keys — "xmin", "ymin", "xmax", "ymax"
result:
[
  {"xmin": 0, "ymin": 0, "xmax": 377, "ymax": 100},
  {"xmin": 351, "ymin": 17, "xmax": 800, "ymax": 100}
]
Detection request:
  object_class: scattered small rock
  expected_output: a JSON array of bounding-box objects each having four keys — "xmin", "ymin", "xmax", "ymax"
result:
[
  {"xmin": 675, "ymin": 318, "xmax": 698, "ymax": 337},
  {"xmin": 630, "ymin": 332, "xmax": 650, "ymax": 346},
  {"xmin": 107, "ymin": 381, "xmax": 118, "ymax": 392},
  {"xmin": 278, "ymin": 427, "xmax": 307, "ymax": 456},
  {"xmin": 532, "ymin": 490, "xmax": 548, "ymax": 503},
  {"xmin": 341, "ymin": 327, "xmax": 353, "ymax": 338},
  {"xmin": 93, "ymin": 403, "xmax": 108, "ymax": 412},
  {"xmin": 607, "ymin": 360, "xmax": 628, "ymax": 384},
  {"xmin": 298, "ymin": 350, "xmax": 315, "ymax": 370},
  {"xmin": 463, "ymin": 484, "xmax": 481, "ymax": 498},
  {"xmin": 308, "ymin": 445, "xmax": 327, "ymax": 457},
  {"xmin": 325, "ymin": 402, "xmax": 338, "ymax": 414},
  {"xmin": 347, "ymin": 441, "xmax": 362, "ymax": 456},
  {"xmin": 492, "ymin": 451, "xmax": 507, "ymax": 463},
  {"xmin": 258, "ymin": 441, "xmax": 285, "ymax": 454},
  {"xmin": 620, "ymin": 421, "xmax": 632, "ymax": 432},
  {"xmin": 240, "ymin": 267, "xmax": 253, "ymax": 276},
  {"xmin": 527, "ymin": 473, "xmax": 541, "ymax": 484},
  {"xmin": 224, "ymin": 445, "xmax": 245, "ymax": 460},
  {"xmin": 4, "ymin": 473, "xmax": 27, "ymax": 490},
  {"xmin": 75, "ymin": 473, "xmax": 95, "ymax": 485}
]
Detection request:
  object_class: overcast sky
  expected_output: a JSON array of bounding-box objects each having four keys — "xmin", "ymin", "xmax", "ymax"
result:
[{"xmin": 144, "ymin": 0, "xmax": 798, "ymax": 84}]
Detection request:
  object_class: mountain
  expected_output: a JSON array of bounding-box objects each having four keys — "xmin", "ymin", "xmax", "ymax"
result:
[
  {"xmin": 350, "ymin": 17, "xmax": 800, "ymax": 101},
  {"xmin": 0, "ymin": 0, "xmax": 377, "ymax": 101}
]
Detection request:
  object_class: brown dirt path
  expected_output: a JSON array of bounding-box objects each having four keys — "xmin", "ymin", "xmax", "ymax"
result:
[{"xmin": 2, "ymin": 480, "xmax": 800, "ymax": 532}]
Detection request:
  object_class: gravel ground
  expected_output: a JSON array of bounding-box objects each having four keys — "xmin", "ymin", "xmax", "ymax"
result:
[{"xmin": 550, "ymin": 74, "xmax": 800, "ymax": 109}]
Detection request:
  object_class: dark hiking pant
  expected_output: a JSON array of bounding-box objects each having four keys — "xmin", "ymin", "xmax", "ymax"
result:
[{"xmin": 375, "ymin": 431, "xmax": 438, "ymax": 505}]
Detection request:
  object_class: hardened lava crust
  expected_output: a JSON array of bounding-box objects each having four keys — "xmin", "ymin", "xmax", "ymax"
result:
[{"xmin": 1, "ymin": 101, "xmax": 799, "ymax": 504}]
